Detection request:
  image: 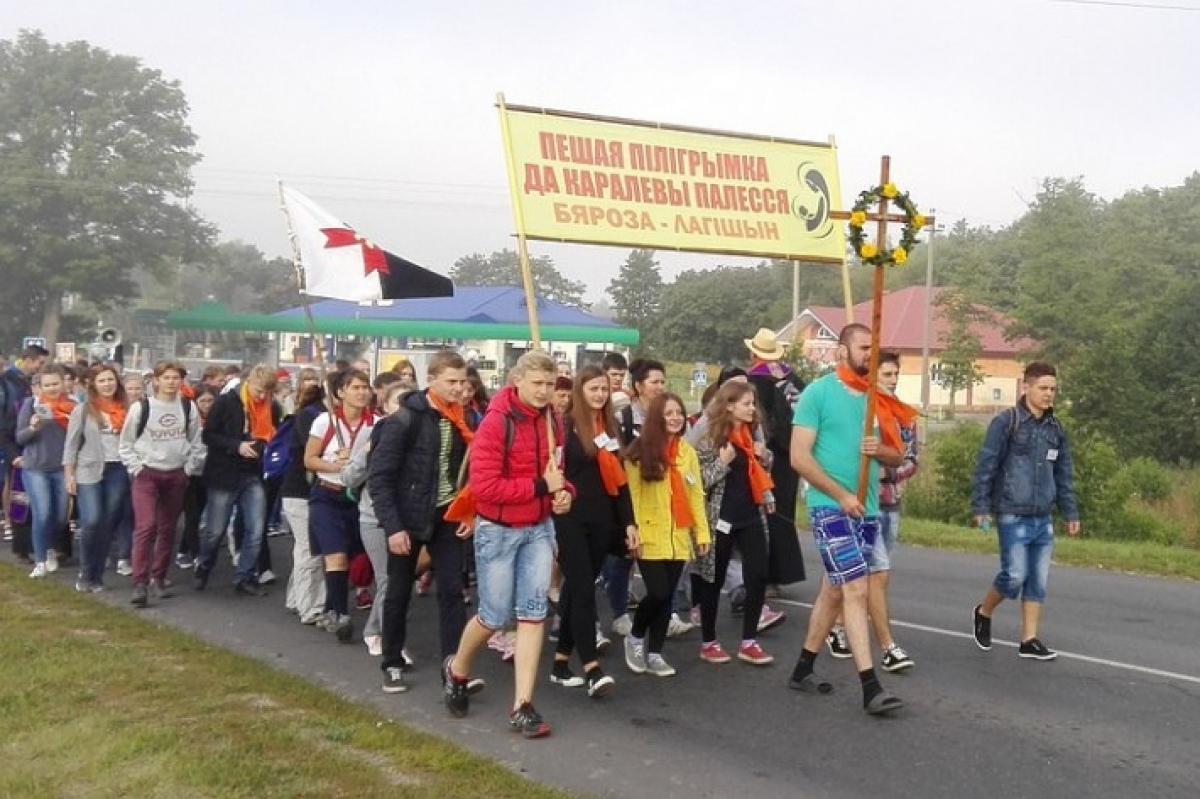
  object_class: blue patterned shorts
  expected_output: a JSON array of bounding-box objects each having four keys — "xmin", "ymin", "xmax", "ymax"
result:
[{"xmin": 809, "ymin": 507, "xmax": 879, "ymax": 586}]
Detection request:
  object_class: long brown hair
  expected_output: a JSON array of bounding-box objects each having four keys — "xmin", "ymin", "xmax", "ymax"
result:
[
  {"xmin": 569, "ymin": 365, "xmax": 618, "ymax": 459},
  {"xmin": 84, "ymin": 364, "xmax": 128, "ymax": 426},
  {"xmin": 625, "ymin": 393, "xmax": 685, "ymax": 482},
  {"xmin": 704, "ymin": 381, "xmax": 756, "ymax": 448}
]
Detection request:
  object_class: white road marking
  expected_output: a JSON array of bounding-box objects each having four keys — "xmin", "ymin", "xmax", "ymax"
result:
[{"xmin": 769, "ymin": 597, "xmax": 1200, "ymax": 686}]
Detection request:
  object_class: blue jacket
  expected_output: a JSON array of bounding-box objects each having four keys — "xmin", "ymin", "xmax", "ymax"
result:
[{"xmin": 971, "ymin": 401, "xmax": 1079, "ymax": 521}]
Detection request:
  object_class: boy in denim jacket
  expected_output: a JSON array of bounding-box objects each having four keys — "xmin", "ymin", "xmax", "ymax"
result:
[{"xmin": 970, "ymin": 361, "xmax": 1080, "ymax": 661}]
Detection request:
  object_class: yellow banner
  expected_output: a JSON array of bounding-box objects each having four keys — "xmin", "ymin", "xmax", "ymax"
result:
[{"xmin": 499, "ymin": 104, "xmax": 845, "ymax": 262}]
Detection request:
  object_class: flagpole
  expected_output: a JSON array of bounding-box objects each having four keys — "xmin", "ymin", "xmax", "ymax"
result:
[{"xmin": 496, "ymin": 92, "xmax": 543, "ymax": 349}]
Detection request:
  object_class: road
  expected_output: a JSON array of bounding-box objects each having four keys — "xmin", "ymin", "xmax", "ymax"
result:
[{"xmin": 20, "ymin": 533, "xmax": 1200, "ymax": 799}]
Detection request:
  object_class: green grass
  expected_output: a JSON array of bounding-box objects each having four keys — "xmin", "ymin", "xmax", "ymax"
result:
[
  {"xmin": 0, "ymin": 564, "xmax": 577, "ymax": 799},
  {"xmin": 902, "ymin": 517, "xmax": 1200, "ymax": 580}
]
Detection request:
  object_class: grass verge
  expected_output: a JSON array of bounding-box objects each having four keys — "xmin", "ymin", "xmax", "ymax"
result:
[
  {"xmin": 903, "ymin": 517, "xmax": 1200, "ymax": 580},
  {"xmin": 0, "ymin": 563, "xmax": 575, "ymax": 799}
]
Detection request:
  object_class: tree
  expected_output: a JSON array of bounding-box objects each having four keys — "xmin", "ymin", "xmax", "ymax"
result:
[
  {"xmin": 449, "ymin": 249, "xmax": 586, "ymax": 308},
  {"xmin": 933, "ymin": 288, "xmax": 987, "ymax": 418},
  {"xmin": 607, "ymin": 249, "xmax": 663, "ymax": 355},
  {"xmin": 143, "ymin": 241, "xmax": 300, "ymax": 314},
  {"xmin": 0, "ymin": 31, "xmax": 213, "ymax": 346}
]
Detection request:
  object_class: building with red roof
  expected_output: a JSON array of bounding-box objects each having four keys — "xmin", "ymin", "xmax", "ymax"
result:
[{"xmin": 777, "ymin": 285, "xmax": 1036, "ymax": 413}]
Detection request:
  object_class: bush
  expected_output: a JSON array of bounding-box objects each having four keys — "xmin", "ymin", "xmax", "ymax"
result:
[
  {"xmin": 906, "ymin": 422, "xmax": 985, "ymax": 526},
  {"xmin": 1070, "ymin": 430, "xmax": 1135, "ymax": 540},
  {"xmin": 1119, "ymin": 457, "xmax": 1174, "ymax": 502}
]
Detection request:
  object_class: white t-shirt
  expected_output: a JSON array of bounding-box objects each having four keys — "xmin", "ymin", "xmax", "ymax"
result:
[{"xmin": 308, "ymin": 411, "xmax": 374, "ymax": 487}]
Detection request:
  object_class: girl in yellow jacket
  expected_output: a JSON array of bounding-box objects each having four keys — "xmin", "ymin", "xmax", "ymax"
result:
[{"xmin": 623, "ymin": 393, "xmax": 711, "ymax": 677}]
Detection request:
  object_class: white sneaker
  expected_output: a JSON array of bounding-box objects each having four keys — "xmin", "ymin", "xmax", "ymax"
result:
[
  {"xmin": 116, "ymin": 560, "xmax": 133, "ymax": 577},
  {"xmin": 667, "ymin": 613, "xmax": 694, "ymax": 637},
  {"xmin": 29, "ymin": 562, "xmax": 47, "ymax": 578},
  {"xmin": 611, "ymin": 613, "xmax": 633, "ymax": 637},
  {"xmin": 45, "ymin": 552, "xmax": 59, "ymax": 573},
  {"xmin": 645, "ymin": 654, "xmax": 677, "ymax": 677},
  {"xmin": 363, "ymin": 635, "xmax": 383, "ymax": 657},
  {"xmin": 258, "ymin": 569, "xmax": 277, "ymax": 585},
  {"xmin": 300, "ymin": 608, "xmax": 324, "ymax": 625}
]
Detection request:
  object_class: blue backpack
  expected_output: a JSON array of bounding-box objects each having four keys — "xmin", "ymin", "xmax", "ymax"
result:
[{"xmin": 262, "ymin": 415, "xmax": 297, "ymax": 481}]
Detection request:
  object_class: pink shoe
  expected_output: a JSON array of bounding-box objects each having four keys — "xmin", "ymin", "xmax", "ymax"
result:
[
  {"xmin": 737, "ymin": 641, "xmax": 774, "ymax": 665},
  {"xmin": 756, "ymin": 606, "xmax": 787, "ymax": 634},
  {"xmin": 699, "ymin": 641, "xmax": 732, "ymax": 664}
]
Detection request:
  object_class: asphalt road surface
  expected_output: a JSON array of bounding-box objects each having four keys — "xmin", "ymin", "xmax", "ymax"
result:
[{"xmin": 18, "ymin": 533, "xmax": 1200, "ymax": 799}]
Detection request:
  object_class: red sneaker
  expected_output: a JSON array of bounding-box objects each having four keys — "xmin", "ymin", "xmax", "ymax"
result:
[
  {"xmin": 737, "ymin": 641, "xmax": 774, "ymax": 665},
  {"xmin": 699, "ymin": 641, "xmax": 732, "ymax": 664}
]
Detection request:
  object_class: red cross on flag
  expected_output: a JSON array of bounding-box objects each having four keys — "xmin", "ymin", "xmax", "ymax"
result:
[{"xmin": 280, "ymin": 185, "xmax": 454, "ymax": 302}]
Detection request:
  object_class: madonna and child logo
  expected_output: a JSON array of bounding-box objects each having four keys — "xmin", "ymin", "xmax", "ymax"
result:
[{"xmin": 791, "ymin": 162, "xmax": 835, "ymax": 239}]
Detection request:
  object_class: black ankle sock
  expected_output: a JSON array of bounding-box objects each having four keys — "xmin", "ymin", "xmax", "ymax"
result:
[
  {"xmin": 859, "ymin": 667, "xmax": 882, "ymax": 707},
  {"xmin": 326, "ymin": 571, "xmax": 349, "ymax": 616},
  {"xmin": 792, "ymin": 647, "xmax": 818, "ymax": 680}
]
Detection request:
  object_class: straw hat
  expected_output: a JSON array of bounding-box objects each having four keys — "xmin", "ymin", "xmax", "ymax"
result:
[{"xmin": 744, "ymin": 328, "xmax": 787, "ymax": 361}]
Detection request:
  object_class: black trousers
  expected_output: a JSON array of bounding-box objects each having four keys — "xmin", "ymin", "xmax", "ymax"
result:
[
  {"xmin": 553, "ymin": 511, "xmax": 613, "ymax": 666},
  {"xmin": 692, "ymin": 520, "xmax": 770, "ymax": 642},
  {"xmin": 380, "ymin": 511, "xmax": 465, "ymax": 670},
  {"xmin": 633, "ymin": 559, "xmax": 685, "ymax": 654},
  {"xmin": 178, "ymin": 476, "xmax": 207, "ymax": 558}
]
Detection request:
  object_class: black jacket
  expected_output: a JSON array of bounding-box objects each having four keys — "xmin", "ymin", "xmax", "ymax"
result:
[
  {"xmin": 280, "ymin": 403, "xmax": 323, "ymax": 499},
  {"xmin": 0, "ymin": 366, "xmax": 34, "ymax": 462},
  {"xmin": 367, "ymin": 390, "xmax": 468, "ymax": 541},
  {"xmin": 202, "ymin": 390, "xmax": 282, "ymax": 491}
]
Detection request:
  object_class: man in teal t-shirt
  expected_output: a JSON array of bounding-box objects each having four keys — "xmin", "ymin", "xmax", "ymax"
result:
[{"xmin": 786, "ymin": 323, "xmax": 905, "ymax": 716}]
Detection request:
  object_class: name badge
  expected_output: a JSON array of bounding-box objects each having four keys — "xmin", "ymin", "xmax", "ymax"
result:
[
  {"xmin": 1047, "ymin": 449, "xmax": 1059, "ymax": 462},
  {"xmin": 595, "ymin": 433, "xmax": 620, "ymax": 452},
  {"xmin": 685, "ymin": 473, "xmax": 696, "ymax": 486},
  {"xmin": 715, "ymin": 519, "xmax": 732, "ymax": 534},
  {"xmin": 554, "ymin": 446, "xmax": 564, "ymax": 464}
]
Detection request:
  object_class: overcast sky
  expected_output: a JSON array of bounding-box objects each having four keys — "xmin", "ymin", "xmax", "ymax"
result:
[{"xmin": 4, "ymin": 0, "xmax": 1198, "ymax": 302}]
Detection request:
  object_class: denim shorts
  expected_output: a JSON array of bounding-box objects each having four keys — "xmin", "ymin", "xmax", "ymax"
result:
[
  {"xmin": 867, "ymin": 509, "xmax": 901, "ymax": 573},
  {"xmin": 809, "ymin": 507, "xmax": 878, "ymax": 586},
  {"xmin": 474, "ymin": 517, "xmax": 555, "ymax": 628},
  {"xmin": 993, "ymin": 514, "xmax": 1054, "ymax": 602}
]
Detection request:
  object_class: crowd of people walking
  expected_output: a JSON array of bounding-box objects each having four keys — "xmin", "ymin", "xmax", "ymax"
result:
[{"xmin": 1, "ymin": 322, "xmax": 1079, "ymax": 738}]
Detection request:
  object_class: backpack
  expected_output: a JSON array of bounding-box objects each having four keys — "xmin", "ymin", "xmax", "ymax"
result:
[
  {"xmin": 262, "ymin": 415, "xmax": 297, "ymax": 481},
  {"xmin": 134, "ymin": 396, "xmax": 194, "ymax": 439}
]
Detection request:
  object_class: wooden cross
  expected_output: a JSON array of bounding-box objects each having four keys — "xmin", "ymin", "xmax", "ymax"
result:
[{"xmin": 830, "ymin": 155, "xmax": 934, "ymax": 501}]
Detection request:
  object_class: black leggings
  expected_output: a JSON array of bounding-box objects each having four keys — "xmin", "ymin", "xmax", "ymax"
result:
[
  {"xmin": 633, "ymin": 560, "xmax": 685, "ymax": 655},
  {"xmin": 691, "ymin": 521, "xmax": 769, "ymax": 643},
  {"xmin": 554, "ymin": 512, "xmax": 612, "ymax": 666}
]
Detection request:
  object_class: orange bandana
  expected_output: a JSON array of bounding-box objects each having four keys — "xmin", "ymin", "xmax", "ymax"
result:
[
  {"xmin": 729, "ymin": 422, "xmax": 774, "ymax": 504},
  {"xmin": 94, "ymin": 397, "xmax": 127, "ymax": 432},
  {"xmin": 241, "ymin": 383, "xmax": 275, "ymax": 442},
  {"xmin": 45, "ymin": 395, "xmax": 76, "ymax": 429},
  {"xmin": 427, "ymin": 390, "xmax": 475, "ymax": 445},
  {"xmin": 836, "ymin": 364, "xmax": 918, "ymax": 452},
  {"xmin": 594, "ymin": 411, "xmax": 627, "ymax": 497},
  {"xmin": 667, "ymin": 437, "xmax": 695, "ymax": 529}
]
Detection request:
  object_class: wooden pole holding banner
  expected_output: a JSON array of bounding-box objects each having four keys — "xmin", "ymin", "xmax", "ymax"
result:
[
  {"xmin": 830, "ymin": 134, "xmax": 855, "ymax": 323},
  {"xmin": 496, "ymin": 92, "xmax": 543, "ymax": 349},
  {"xmin": 855, "ymin": 156, "xmax": 892, "ymax": 502}
]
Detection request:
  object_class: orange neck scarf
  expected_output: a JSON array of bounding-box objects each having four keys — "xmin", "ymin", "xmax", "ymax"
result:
[
  {"xmin": 44, "ymin": 395, "xmax": 76, "ymax": 429},
  {"xmin": 593, "ymin": 411, "xmax": 627, "ymax": 497},
  {"xmin": 427, "ymin": 390, "xmax": 475, "ymax": 445},
  {"xmin": 667, "ymin": 436, "xmax": 695, "ymax": 529},
  {"xmin": 241, "ymin": 383, "xmax": 275, "ymax": 441},
  {"xmin": 729, "ymin": 422, "xmax": 774, "ymax": 504},
  {"xmin": 836, "ymin": 364, "xmax": 919, "ymax": 452},
  {"xmin": 94, "ymin": 396, "xmax": 127, "ymax": 432}
]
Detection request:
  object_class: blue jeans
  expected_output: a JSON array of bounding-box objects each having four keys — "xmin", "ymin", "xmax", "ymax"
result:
[
  {"xmin": 200, "ymin": 474, "xmax": 266, "ymax": 585},
  {"xmin": 76, "ymin": 463, "xmax": 131, "ymax": 585},
  {"xmin": 474, "ymin": 517, "xmax": 554, "ymax": 628},
  {"xmin": 24, "ymin": 469, "xmax": 67, "ymax": 564},
  {"xmin": 868, "ymin": 509, "xmax": 901, "ymax": 573},
  {"xmin": 994, "ymin": 514, "xmax": 1054, "ymax": 602}
]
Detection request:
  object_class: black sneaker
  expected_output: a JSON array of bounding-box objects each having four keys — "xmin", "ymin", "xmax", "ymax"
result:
[
  {"xmin": 150, "ymin": 579, "xmax": 175, "ymax": 599},
  {"xmin": 826, "ymin": 627, "xmax": 852, "ymax": 659},
  {"xmin": 1018, "ymin": 637, "xmax": 1058, "ymax": 661},
  {"xmin": 972, "ymin": 605, "xmax": 992, "ymax": 651},
  {"xmin": 881, "ymin": 644, "xmax": 915, "ymax": 673},
  {"xmin": 586, "ymin": 668, "xmax": 615, "ymax": 698},
  {"xmin": 442, "ymin": 655, "xmax": 469, "ymax": 717},
  {"xmin": 234, "ymin": 580, "xmax": 267, "ymax": 597},
  {"xmin": 509, "ymin": 702, "xmax": 551, "ymax": 739},
  {"xmin": 382, "ymin": 666, "xmax": 407, "ymax": 694},
  {"xmin": 550, "ymin": 662, "xmax": 585, "ymax": 688},
  {"xmin": 331, "ymin": 613, "xmax": 354, "ymax": 643},
  {"xmin": 193, "ymin": 566, "xmax": 210, "ymax": 591},
  {"xmin": 130, "ymin": 584, "xmax": 149, "ymax": 608},
  {"xmin": 466, "ymin": 676, "xmax": 486, "ymax": 696}
]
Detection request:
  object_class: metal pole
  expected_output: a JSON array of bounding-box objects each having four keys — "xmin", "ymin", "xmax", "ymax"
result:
[
  {"xmin": 919, "ymin": 210, "xmax": 937, "ymax": 416},
  {"xmin": 791, "ymin": 259, "xmax": 800, "ymax": 331}
]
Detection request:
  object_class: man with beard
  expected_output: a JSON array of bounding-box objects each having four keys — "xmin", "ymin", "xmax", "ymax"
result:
[{"xmin": 786, "ymin": 324, "xmax": 914, "ymax": 716}]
